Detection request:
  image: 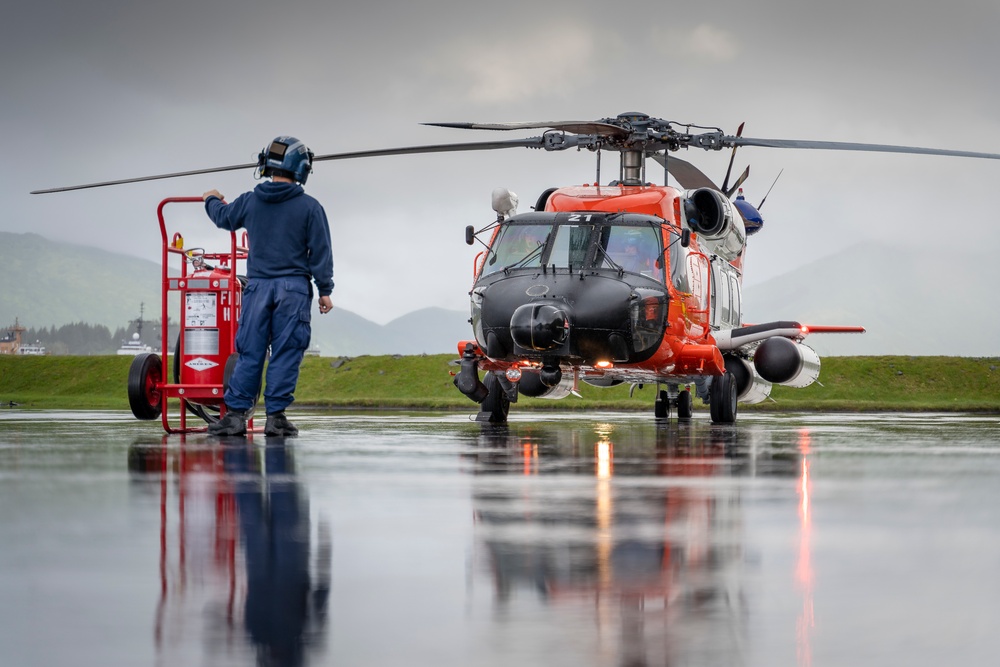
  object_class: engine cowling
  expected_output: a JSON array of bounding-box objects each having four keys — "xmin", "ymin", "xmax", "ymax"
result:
[
  {"xmin": 724, "ymin": 354, "xmax": 772, "ymax": 404},
  {"xmin": 683, "ymin": 188, "xmax": 746, "ymax": 261},
  {"xmin": 753, "ymin": 337, "xmax": 820, "ymax": 388}
]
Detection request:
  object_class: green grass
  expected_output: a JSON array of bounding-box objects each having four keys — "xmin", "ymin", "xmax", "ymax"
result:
[{"xmin": 1, "ymin": 354, "xmax": 998, "ymax": 412}]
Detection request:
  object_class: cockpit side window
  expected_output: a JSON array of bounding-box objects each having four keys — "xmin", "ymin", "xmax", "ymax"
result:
[{"xmin": 482, "ymin": 224, "xmax": 550, "ymax": 275}]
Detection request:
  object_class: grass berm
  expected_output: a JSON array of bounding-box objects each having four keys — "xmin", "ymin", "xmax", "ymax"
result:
[{"xmin": 1, "ymin": 354, "xmax": 998, "ymax": 412}]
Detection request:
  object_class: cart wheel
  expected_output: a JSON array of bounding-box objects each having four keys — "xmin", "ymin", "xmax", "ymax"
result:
[
  {"xmin": 223, "ymin": 353, "xmax": 239, "ymax": 393},
  {"xmin": 128, "ymin": 353, "xmax": 163, "ymax": 420}
]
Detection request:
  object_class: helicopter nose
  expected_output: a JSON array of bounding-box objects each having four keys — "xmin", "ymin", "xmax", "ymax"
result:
[{"xmin": 509, "ymin": 303, "xmax": 569, "ymax": 351}]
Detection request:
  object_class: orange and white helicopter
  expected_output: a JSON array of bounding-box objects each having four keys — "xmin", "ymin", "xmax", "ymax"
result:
[{"xmin": 33, "ymin": 112, "xmax": 1000, "ymax": 424}]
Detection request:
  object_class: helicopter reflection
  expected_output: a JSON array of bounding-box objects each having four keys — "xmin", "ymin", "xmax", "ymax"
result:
[
  {"xmin": 127, "ymin": 436, "xmax": 330, "ymax": 667},
  {"xmin": 796, "ymin": 429, "xmax": 814, "ymax": 667},
  {"xmin": 466, "ymin": 419, "xmax": 807, "ymax": 666}
]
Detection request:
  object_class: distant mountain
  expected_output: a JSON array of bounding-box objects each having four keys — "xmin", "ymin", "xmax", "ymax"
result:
[
  {"xmin": 7, "ymin": 232, "xmax": 991, "ymax": 358},
  {"xmin": 742, "ymin": 243, "xmax": 1000, "ymax": 357},
  {"xmin": 310, "ymin": 306, "xmax": 471, "ymax": 356},
  {"xmin": 0, "ymin": 231, "xmax": 470, "ymax": 356},
  {"xmin": 0, "ymin": 232, "xmax": 161, "ymax": 330}
]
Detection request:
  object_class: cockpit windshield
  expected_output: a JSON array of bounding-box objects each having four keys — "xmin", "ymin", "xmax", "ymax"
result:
[
  {"xmin": 549, "ymin": 224, "xmax": 594, "ymax": 269},
  {"xmin": 482, "ymin": 224, "xmax": 549, "ymax": 274},
  {"xmin": 481, "ymin": 213, "xmax": 666, "ymax": 281},
  {"xmin": 599, "ymin": 226, "xmax": 662, "ymax": 278}
]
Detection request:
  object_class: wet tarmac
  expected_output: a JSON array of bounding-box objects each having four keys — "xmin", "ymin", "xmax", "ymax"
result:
[{"xmin": 2, "ymin": 409, "xmax": 1000, "ymax": 666}]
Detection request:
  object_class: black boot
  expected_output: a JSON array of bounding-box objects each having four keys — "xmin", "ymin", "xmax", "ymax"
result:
[
  {"xmin": 208, "ymin": 406, "xmax": 249, "ymax": 436},
  {"xmin": 264, "ymin": 411, "xmax": 299, "ymax": 437}
]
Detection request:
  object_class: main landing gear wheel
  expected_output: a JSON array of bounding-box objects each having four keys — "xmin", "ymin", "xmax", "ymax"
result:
[
  {"xmin": 709, "ymin": 371, "xmax": 738, "ymax": 424},
  {"xmin": 479, "ymin": 373, "xmax": 510, "ymax": 425},
  {"xmin": 677, "ymin": 389, "xmax": 693, "ymax": 420},
  {"xmin": 128, "ymin": 352, "xmax": 163, "ymax": 420}
]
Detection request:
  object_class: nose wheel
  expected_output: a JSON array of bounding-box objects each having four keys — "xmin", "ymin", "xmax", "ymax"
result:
[{"xmin": 654, "ymin": 386, "xmax": 693, "ymax": 420}]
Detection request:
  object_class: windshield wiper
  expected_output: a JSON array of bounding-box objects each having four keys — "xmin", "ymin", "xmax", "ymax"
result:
[
  {"xmin": 502, "ymin": 240, "xmax": 548, "ymax": 272},
  {"xmin": 596, "ymin": 243, "xmax": 625, "ymax": 274}
]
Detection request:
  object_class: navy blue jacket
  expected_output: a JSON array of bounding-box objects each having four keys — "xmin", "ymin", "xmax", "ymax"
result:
[{"xmin": 205, "ymin": 182, "xmax": 334, "ymax": 297}]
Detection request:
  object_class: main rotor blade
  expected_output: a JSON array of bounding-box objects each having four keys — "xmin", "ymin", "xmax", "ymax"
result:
[
  {"xmin": 725, "ymin": 165, "xmax": 750, "ymax": 198},
  {"xmin": 721, "ymin": 121, "xmax": 745, "ymax": 193},
  {"xmin": 31, "ymin": 138, "xmax": 546, "ymax": 195},
  {"xmin": 729, "ymin": 136, "xmax": 1000, "ymax": 161},
  {"xmin": 424, "ymin": 120, "xmax": 630, "ymax": 139},
  {"xmin": 310, "ymin": 137, "xmax": 545, "ymax": 163},
  {"xmin": 650, "ymin": 153, "xmax": 720, "ymax": 191},
  {"xmin": 30, "ymin": 161, "xmax": 258, "ymax": 194}
]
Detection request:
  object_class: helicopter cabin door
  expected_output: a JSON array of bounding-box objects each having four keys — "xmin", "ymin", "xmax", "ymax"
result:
[{"xmin": 710, "ymin": 260, "xmax": 742, "ymax": 330}]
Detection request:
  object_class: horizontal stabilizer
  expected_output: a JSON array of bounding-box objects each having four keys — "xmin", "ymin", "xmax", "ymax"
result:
[{"xmin": 715, "ymin": 321, "xmax": 865, "ymax": 350}]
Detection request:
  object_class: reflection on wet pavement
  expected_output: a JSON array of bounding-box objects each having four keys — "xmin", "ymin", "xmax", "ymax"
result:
[{"xmin": 2, "ymin": 411, "xmax": 1000, "ymax": 666}]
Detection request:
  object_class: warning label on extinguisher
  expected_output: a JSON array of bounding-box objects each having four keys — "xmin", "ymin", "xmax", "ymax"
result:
[{"xmin": 186, "ymin": 293, "xmax": 217, "ymax": 327}]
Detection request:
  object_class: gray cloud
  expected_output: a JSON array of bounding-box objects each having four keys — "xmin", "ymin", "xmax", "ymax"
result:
[{"xmin": 5, "ymin": 0, "xmax": 999, "ymax": 324}]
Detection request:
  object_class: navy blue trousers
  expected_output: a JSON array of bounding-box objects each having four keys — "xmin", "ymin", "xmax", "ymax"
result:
[{"xmin": 226, "ymin": 277, "xmax": 312, "ymax": 414}]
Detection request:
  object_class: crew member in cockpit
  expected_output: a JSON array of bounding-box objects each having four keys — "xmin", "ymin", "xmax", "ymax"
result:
[{"xmin": 620, "ymin": 231, "xmax": 658, "ymax": 274}]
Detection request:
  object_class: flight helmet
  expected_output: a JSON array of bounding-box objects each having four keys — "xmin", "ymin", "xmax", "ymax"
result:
[{"xmin": 257, "ymin": 136, "xmax": 314, "ymax": 184}]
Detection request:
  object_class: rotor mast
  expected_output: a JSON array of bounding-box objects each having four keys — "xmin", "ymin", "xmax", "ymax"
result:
[{"xmin": 620, "ymin": 149, "xmax": 647, "ymax": 186}]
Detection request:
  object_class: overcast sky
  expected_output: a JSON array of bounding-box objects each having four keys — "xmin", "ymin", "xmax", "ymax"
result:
[{"xmin": 5, "ymin": 0, "xmax": 999, "ymax": 324}]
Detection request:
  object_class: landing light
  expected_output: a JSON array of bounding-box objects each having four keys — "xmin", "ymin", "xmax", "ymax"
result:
[{"xmin": 505, "ymin": 367, "xmax": 522, "ymax": 382}]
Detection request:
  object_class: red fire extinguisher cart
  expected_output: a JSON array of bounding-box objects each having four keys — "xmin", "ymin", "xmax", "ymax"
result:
[{"xmin": 127, "ymin": 197, "xmax": 251, "ymax": 434}]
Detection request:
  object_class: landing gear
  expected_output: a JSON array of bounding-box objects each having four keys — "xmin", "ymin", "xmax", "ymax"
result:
[
  {"xmin": 677, "ymin": 389, "xmax": 693, "ymax": 420},
  {"xmin": 128, "ymin": 353, "xmax": 163, "ymax": 420},
  {"xmin": 654, "ymin": 386, "xmax": 693, "ymax": 421},
  {"xmin": 478, "ymin": 373, "xmax": 510, "ymax": 424},
  {"xmin": 709, "ymin": 371, "xmax": 738, "ymax": 424},
  {"xmin": 654, "ymin": 389, "xmax": 671, "ymax": 419}
]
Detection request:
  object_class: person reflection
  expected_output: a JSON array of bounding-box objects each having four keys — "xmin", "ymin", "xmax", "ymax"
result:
[{"xmin": 223, "ymin": 437, "xmax": 330, "ymax": 667}]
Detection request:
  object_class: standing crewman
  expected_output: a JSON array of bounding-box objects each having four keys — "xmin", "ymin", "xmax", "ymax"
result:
[{"xmin": 203, "ymin": 136, "xmax": 334, "ymax": 437}]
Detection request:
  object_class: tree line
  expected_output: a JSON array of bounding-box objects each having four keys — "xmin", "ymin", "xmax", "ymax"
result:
[{"xmin": 20, "ymin": 320, "xmax": 179, "ymax": 355}]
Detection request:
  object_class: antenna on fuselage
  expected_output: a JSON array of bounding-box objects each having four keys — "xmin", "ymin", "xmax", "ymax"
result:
[{"xmin": 757, "ymin": 169, "xmax": 784, "ymax": 210}]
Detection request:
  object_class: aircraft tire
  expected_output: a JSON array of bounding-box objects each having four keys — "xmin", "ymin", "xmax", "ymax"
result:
[
  {"xmin": 654, "ymin": 389, "xmax": 670, "ymax": 419},
  {"xmin": 480, "ymin": 373, "xmax": 510, "ymax": 424},
  {"xmin": 128, "ymin": 352, "xmax": 163, "ymax": 420},
  {"xmin": 710, "ymin": 372, "xmax": 738, "ymax": 424},
  {"xmin": 677, "ymin": 389, "xmax": 693, "ymax": 420}
]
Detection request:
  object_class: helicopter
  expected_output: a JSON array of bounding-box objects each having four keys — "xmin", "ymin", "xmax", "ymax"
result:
[{"xmin": 32, "ymin": 112, "xmax": 1000, "ymax": 424}]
